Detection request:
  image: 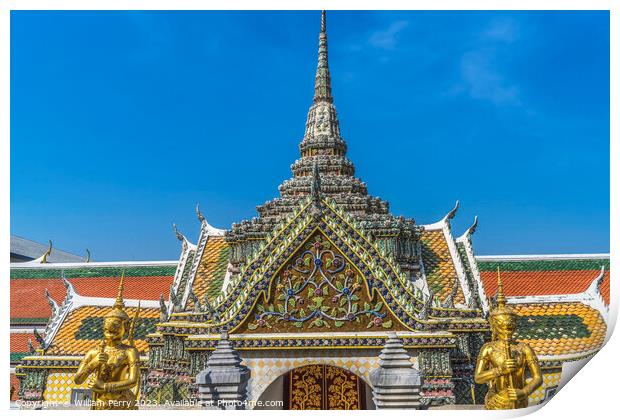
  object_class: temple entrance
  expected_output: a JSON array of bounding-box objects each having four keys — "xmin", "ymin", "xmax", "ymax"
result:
[{"xmin": 283, "ymin": 364, "xmax": 367, "ymax": 410}]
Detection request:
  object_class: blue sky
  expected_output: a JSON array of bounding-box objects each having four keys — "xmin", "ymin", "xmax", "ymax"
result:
[{"xmin": 11, "ymin": 11, "xmax": 609, "ymax": 261}]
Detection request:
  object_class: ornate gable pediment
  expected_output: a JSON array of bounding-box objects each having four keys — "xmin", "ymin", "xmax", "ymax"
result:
[
  {"xmin": 190, "ymin": 197, "xmax": 485, "ymax": 335},
  {"xmin": 234, "ymin": 229, "xmax": 403, "ymax": 333}
]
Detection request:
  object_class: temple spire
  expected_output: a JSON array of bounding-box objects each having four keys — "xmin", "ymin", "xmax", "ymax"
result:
[{"xmin": 314, "ymin": 10, "xmax": 333, "ymax": 103}]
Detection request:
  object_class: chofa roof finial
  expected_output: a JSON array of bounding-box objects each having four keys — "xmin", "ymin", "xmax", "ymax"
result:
[
  {"xmin": 196, "ymin": 203, "xmax": 206, "ymax": 223},
  {"xmin": 40, "ymin": 240, "xmax": 53, "ymax": 264},
  {"xmin": 445, "ymin": 200, "xmax": 460, "ymax": 221},
  {"xmin": 468, "ymin": 215, "xmax": 478, "ymax": 236},
  {"xmin": 173, "ymin": 223, "xmax": 184, "ymax": 241}
]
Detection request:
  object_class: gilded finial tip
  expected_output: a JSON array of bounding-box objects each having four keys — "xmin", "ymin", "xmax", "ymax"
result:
[
  {"xmin": 41, "ymin": 240, "xmax": 53, "ymax": 264},
  {"xmin": 114, "ymin": 270, "xmax": 126, "ymax": 310},
  {"xmin": 496, "ymin": 266, "xmax": 507, "ymax": 307}
]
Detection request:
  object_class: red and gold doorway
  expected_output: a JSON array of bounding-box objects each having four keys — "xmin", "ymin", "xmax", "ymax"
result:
[{"xmin": 284, "ymin": 364, "xmax": 366, "ymax": 410}]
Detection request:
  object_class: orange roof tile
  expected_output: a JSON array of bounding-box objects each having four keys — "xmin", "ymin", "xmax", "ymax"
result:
[
  {"xmin": 599, "ymin": 271, "xmax": 610, "ymax": 304},
  {"xmin": 480, "ymin": 270, "xmax": 608, "ymax": 303},
  {"xmin": 11, "ymin": 373, "xmax": 19, "ymax": 401},
  {"xmin": 420, "ymin": 229, "xmax": 465, "ymax": 305},
  {"xmin": 11, "ymin": 276, "xmax": 173, "ymax": 321},
  {"xmin": 11, "ymin": 332, "xmax": 37, "ymax": 353}
]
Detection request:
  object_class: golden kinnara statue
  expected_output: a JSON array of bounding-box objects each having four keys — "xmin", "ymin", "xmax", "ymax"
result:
[
  {"xmin": 74, "ymin": 273, "xmax": 141, "ymax": 410},
  {"xmin": 474, "ymin": 268, "xmax": 543, "ymax": 409}
]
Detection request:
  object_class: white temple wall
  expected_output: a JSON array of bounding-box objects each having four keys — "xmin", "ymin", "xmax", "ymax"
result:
[{"xmin": 239, "ymin": 348, "xmax": 417, "ymax": 404}]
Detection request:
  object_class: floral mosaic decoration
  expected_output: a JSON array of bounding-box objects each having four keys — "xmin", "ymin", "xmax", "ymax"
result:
[{"xmin": 247, "ymin": 235, "xmax": 393, "ymax": 330}]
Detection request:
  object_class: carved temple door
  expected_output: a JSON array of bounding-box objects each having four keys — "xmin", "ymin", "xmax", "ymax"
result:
[{"xmin": 284, "ymin": 364, "xmax": 366, "ymax": 410}]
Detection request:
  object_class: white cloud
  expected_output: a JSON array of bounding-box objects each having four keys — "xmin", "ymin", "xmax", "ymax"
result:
[
  {"xmin": 483, "ymin": 17, "xmax": 519, "ymax": 43},
  {"xmin": 453, "ymin": 18, "xmax": 522, "ymax": 106},
  {"xmin": 369, "ymin": 20, "xmax": 409, "ymax": 50},
  {"xmin": 460, "ymin": 49, "xmax": 521, "ymax": 106}
]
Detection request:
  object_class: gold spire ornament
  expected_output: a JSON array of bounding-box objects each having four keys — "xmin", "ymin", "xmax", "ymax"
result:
[
  {"xmin": 40, "ymin": 240, "xmax": 52, "ymax": 264},
  {"xmin": 73, "ymin": 272, "xmax": 141, "ymax": 409},
  {"xmin": 474, "ymin": 268, "xmax": 543, "ymax": 409}
]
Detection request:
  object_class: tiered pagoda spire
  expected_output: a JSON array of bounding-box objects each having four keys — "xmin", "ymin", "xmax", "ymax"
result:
[
  {"xmin": 227, "ymin": 11, "xmax": 421, "ymax": 277},
  {"xmin": 276, "ymin": 10, "xmax": 378, "ymax": 203}
]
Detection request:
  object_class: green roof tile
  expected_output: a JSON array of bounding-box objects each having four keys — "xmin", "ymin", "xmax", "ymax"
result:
[
  {"xmin": 11, "ymin": 265, "xmax": 177, "ymax": 280},
  {"xmin": 477, "ymin": 258, "xmax": 609, "ymax": 273},
  {"xmin": 516, "ymin": 314, "xmax": 590, "ymax": 340},
  {"xmin": 206, "ymin": 246, "xmax": 231, "ymax": 300},
  {"xmin": 74, "ymin": 316, "xmax": 159, "ymax": 341}
]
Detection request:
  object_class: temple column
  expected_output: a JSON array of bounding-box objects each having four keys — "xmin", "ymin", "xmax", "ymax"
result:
[
  {"xmin": 370, "ymin": 332, "xmax": 422, "ymax": 409},
  {"xmin": 196, "ymin": 333, "xmax": 251, "ymax": 410}
]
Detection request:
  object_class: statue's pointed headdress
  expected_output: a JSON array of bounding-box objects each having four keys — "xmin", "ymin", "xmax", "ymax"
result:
[
  {"xmin": 105, "ymin": 270, "xmax": 130, "ymax": 320},
  {"xmin": 491, "ymin": 267, "xmax": 514, "ymax": 317}
]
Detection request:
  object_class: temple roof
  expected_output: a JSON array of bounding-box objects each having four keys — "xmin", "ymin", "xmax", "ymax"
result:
[
  {"xmin": 45, "ymin": 305, "xmax": 159, "ymax": 356},
  {"xmin": 11, "ymin": 235, "xmax": 86, "ymax": 263},
  {"xmin": 476, "ymin": 254, "xmax": 610, "ymax": 304},
  {"xmin": 420, "ymin": 211, "xmax": 467, "ymax": 306},
  {"xmin": 10, "ymin": 262, "xmax": 176, "ymax": 325},
  {"xmin": 191, "ymin": 236, "xmax": 230, "ymax": 303},
  {"xmin": 9, "ymin": 11, "xmax": 610, "ymax": 376},
  {"xmin": 10, "ymin": 332, "xmax": 36, "ymax": 363},
  {"xmin": 510, "ymin": 302, "xmax": 606, "ymax": 357}
]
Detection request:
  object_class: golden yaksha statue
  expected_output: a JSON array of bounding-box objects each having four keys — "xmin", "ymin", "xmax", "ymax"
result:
[
  {"xmin": 474, "ymin": 268, "xmax": 543, "ymax": 409},
  {"xmin": 74, "ymin": 273, "xmax": 141, "ymax": 410}
]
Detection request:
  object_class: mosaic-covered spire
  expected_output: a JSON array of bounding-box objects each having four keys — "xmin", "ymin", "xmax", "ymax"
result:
[
  {"xmin": 282, "ymin": 10, "xmax": 362, "ymax": 197},
  {"xmin": 228, "ymin": 11, "xmax": 421, "ymax": 277},
  {"xmin": 314, "ymin": 10, "xmax": 333, "ymax": 104}
]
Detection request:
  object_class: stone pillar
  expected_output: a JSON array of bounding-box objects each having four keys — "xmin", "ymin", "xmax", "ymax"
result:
[
  {"xmin": 369, "ymin": 332, "xmax": 421, "ymax": 409},
  {"xmin": 196, "ymin": 333, "xmax": 251, "ymax": 410}
]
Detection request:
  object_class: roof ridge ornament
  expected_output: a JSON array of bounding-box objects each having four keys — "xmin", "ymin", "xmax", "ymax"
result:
[
  {"xmin": 596, "ymin": 265, "xmax": 606, "ymax": 289},
  {"xmin": 419, "ymin": 289, "xmax": 434, "ymax": 320},
  {"xmin": 456, "ymin": 215, "xmax": 478, "ymax": 242},
  {"xmin": 33, "ymin": 328, "xmax": 45, "ymax": 348},
  {"xmin": 44, "ymin": 289, "xmax": 59, "ymax": 318},
  {"xmin": 441, "ymin": 277, "xmax": 459, "ymax": 308},
  {"xmin": 196, "ymin": 202, "xmax": 206, "ymax": 224},
  {"xmin": 40, "ymin": 240, "xmax": 53, "ymax": 264},
  {"xmin": 467, "ymin": 215, "xmax": 478, "ymax": 236},
  {"xmin": 159, "ymin": 293, "xmax": 169, "ymax": 321},
  {"xmin": 85, "ymin": 249, "xmax": 91, "ymax": 263},
  {"xmin": 61, "ymin": 272, "xmax": 77, "ymax": 304},
  {"xmin": 445, "ymin": 200, "xmax": 460, "ymax": 221},
  {"xmin": 173, "ymin": 223, "xmax": 185, "ymax": 242}
]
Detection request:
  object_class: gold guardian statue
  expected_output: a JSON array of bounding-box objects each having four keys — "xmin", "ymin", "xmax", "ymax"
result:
[
  {"xmin": 74, "ymin": 273, "xmax": 141, "ymax": 409},
  {"xmin": 474, "ymin": 268, "xmax": 543, "ymax": 409}
]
